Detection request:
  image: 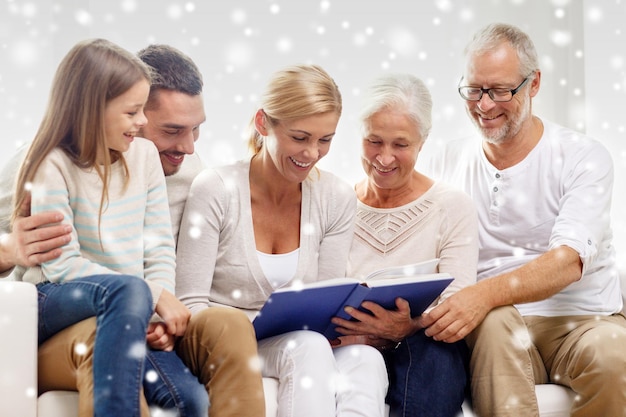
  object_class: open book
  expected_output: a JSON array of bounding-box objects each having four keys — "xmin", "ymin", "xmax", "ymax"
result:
[{"xmin": 252, "ymin": 258, "xmax": 452, "ymax": 340}]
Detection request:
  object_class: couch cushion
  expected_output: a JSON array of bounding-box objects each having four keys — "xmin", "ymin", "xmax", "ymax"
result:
[
  {"xmin": 38, "ymin": 391, "xmax": 78, "ymax": 417},
  {"xmin": 38, "ymin": 391, "xmax": 180, "ymax": 417},
  {"xmin": 262, "ymin": 378, "xmax": 279, "ymax": 417},
  {"xmin": 38, "ymin": 380, "xmax": 280, "ymax": 417},
  {"xmin": 535, "ymin": 384, "xmax": 576, "ymax": 417},
  {"xmin": 0, "ymin": 281, "xmax": 38, "ymax": 417},
  {"xmin": 38, "ymin": 382, "xmax": 574, "ymax": 417}
]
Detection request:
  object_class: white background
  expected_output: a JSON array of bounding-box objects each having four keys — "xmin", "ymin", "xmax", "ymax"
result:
[{"xmin": 1, "ymin": 0, "xmax": 625, "ymax": 256}]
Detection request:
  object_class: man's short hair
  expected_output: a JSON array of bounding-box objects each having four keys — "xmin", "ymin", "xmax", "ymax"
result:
[{"xmin": 137, "ymin": 44, "xmax": 203, "ymax": 102}]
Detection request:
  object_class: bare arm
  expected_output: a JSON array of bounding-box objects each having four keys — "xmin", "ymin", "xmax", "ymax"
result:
[{"xmin": 422, "ymin": 245, "xmax": 582, "ymax": 343}]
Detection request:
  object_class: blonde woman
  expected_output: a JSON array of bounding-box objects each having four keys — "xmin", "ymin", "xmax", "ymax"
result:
[{"xmin": 176, "ymin": 64, "xmax": 388, "ymax": 417}]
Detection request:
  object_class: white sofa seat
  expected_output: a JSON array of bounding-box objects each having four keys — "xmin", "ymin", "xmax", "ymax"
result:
[
  {"xmin": 35, "ymin": 380, "xmax": 280, "ymax": 417},
  {"xmin": 5, "ymin": 279, "xmax": 621, "ymax": 417},
  {"xmin": 23, "ymin": 381, "xmax": 577, "ymax": 417}
]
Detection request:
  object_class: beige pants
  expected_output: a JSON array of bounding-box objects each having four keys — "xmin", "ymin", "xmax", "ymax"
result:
[
  {"xmin": 466, "ymin": 305, "xmax": 626, "ymax": 417},
  {"xmin": 38, "ymin": 317, "xmax": 152, "ymax": 417},
  {"xmin": 176, "ymin": 307, "xmax": 266, "ymax": 417},
  {"xmin": 38, "ymin": 307, "xmax": 266, "ymax": 417}
]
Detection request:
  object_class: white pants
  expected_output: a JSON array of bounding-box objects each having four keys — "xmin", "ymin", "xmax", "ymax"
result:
[{"xmin": 258, "ymin": 330, "xmax": 388, "ymax": 417}]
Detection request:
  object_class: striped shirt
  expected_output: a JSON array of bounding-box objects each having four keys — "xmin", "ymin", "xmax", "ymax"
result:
[{"xmin": 23, "ymin": 138, "xmax": 176, "ymax": 308}]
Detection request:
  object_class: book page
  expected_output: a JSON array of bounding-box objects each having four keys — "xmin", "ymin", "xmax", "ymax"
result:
[
  {"xmin": 364, "ymin": 258, "xmax": 440, "ymax": 281},
  {"xmin": 274, "ymin": 277, "xmax": 358, "ymax": 293},
  {"xmin": 365, "ymin": 272, "xmax": 452, "ymax": 288}
]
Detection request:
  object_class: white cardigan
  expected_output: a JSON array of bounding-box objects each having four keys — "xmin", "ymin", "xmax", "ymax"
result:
[{"xmin": 175, "ymin": 160, "xmax": 357, "ymax": 317}]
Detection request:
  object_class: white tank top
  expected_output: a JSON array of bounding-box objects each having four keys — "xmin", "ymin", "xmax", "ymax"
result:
[{"xmin": 257, "ymin": 248, "xmax": 300, "ymax": 289}]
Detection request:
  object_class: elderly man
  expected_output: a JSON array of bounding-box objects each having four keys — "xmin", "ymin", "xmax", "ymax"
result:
[{"xmin": 424, "ymin": 23, "xmax": 626, "ymax": 417}]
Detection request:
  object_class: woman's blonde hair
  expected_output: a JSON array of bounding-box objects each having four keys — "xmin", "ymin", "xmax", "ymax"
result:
[
  {"xmin": 12, "ymin": 38, "xmax": 151, "ymax": 226},
  {"xmin": 247, "ymin": 64, "xmax": 342, "ymax": 155}
]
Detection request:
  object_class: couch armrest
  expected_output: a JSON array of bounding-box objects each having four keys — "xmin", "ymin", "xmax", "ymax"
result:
[{"xmin": 0, "ymin": 281, "xmax": 38, "ymax": 417}]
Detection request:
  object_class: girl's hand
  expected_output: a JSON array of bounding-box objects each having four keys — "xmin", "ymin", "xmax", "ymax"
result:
[
  {"xmin": 154, "ymin": 290, "xmax": 191, "ymax": 337},
  {"xmin": 146, "ymin": 322, "xmax": 177, "ymax": 351}
]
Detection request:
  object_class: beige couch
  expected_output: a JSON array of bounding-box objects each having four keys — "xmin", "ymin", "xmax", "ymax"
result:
[{"xmin": 7, "ymin": 278, "xmax": 625, "ymax": 417}]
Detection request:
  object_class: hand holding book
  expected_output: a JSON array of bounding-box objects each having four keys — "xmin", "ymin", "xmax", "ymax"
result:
[{"xmin": 331, "ymin": 296, "xmax": 418, "ymax": 347}]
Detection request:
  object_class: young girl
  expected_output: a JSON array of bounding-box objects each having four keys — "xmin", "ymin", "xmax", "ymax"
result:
[{"xmin": 12, "ymin": 39, "xmax": 206, "ymax": 417}]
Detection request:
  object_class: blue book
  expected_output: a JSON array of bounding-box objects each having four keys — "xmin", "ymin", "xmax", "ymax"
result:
[{"xmin": 252, "ymin": 259, "xmax": 452, "ymax": 340}]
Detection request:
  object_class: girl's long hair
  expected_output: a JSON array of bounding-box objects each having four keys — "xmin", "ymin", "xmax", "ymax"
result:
[{"xmin": 12, "ymin": 38, "xmax": 151, "ymax": 227}]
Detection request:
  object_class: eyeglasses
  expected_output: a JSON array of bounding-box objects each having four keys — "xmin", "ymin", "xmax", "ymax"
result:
[{"xmin": 458, "ymin": 77, "xmax": 531, "ymax": 102}]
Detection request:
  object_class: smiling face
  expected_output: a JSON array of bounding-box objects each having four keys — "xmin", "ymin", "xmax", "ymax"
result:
[
  {"xmin": 463, "ymin": 43, "xmax": 538, "ymax": 145},
  {"xmin": 104, "ymin": 79, "xmax": 150, "ymax": 154},
  {"xmin": 258, "ymin": 110, "xmax": 339, "ymax": 184},
  {"xmin": 140, "ymin": 89, "xmax": 206, "ymax": 176},
  {"xmin": 361, "ymin": 108, "xmax": 423, "ymax": 191}
]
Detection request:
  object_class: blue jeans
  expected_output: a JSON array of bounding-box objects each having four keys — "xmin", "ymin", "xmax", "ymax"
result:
[
  {"xmin": 144, "ymin": 349, "xmax": 209, "ymax": 417},
  {"xmin": 384, "ymin": 330, "xmax": 469, "ymax": 417},
  {"xmin": 37, "ymin": 274, "xmax": 153, "ymax": 417},
  {"xmin": 37, "ymin": 274, "xmax": 209, "ymax": 416}
]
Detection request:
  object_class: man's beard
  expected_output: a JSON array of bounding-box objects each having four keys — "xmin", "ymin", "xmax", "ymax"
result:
[{"xmin": 470, "ymin": 98, "xmax": 531, "ymax": 145}]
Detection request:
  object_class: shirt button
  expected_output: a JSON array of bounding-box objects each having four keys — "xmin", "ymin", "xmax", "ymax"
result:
[
  {"xmin": 588, "ymin": 239, "xmax": 592, "ymax": 245},
  {"xmin": 495, "ymin": 173, "xmax": 501, "ymax": 179},
  {"xmin": 493, "ymin": 186, "xmax": 499, "ymax": 192}
]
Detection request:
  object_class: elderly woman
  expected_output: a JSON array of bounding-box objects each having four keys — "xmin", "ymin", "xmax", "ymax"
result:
[{"xmin": 332, "ymin": 73, "xmax": 478, "ymax": 417}]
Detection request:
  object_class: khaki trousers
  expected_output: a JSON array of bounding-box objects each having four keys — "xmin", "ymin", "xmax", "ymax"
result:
[
  {"xmin": 38, "ymin": 317, "xmax": 152, "ymax": 417},
  {"xmin": 176, "ymin": 307, "xmax": 266, "ymax": 417},
  {"xmin": 466, "ymin": 305, "xmax": 626, "ymax": 417},
  {"xmin": 38, "ymin": 307, "xmax": 266, "ymax": 417}
]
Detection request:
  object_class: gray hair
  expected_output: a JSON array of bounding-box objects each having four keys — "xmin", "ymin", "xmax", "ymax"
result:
[
  {"xmin": 359, "ymin": 73, "xmax": 433, "ymax": 141},
  {"xmin": 464, "ymin": 23, "xmax": 539, "ymax": 78}
]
